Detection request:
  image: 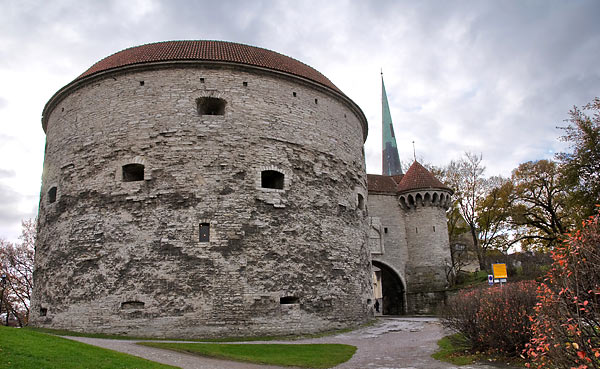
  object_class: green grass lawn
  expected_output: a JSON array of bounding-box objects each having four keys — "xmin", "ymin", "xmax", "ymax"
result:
[
  {"xmin": 139, "ymin": 342, "xmax": 357, "ymax": 368},
  {"xmin": 431, "ymin": 333, "xmax": 478, "ymax": 365},
  {"xmin": 0, "ymin": 326, "xmax": 177, "ymax": 369},
  {"xmin": 432, "ymin": 333, "xmax": 526, "ymax": 367}
]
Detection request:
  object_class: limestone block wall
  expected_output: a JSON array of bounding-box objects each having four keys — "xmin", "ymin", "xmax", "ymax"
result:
[
  {"xmin": 366, "ymin": 193, "xmax": 408, "ymax": 283},
  {"xmin": 31, "ymin": 65, "xmax": 372, "ymax": 338},
  {"xmin": 403, "ymin": 204, "xmax": 451, "ymax": 291}
]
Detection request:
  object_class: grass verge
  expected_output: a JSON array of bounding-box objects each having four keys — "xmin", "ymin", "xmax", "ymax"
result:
[
  {"xmin": 432, "ymin": 333, "xmax": 527, "ymax": 367},
  {"xmin": 139, "ymin": 342, "xmax": 356, "ymax": 368},
  {"xmin": 431, "ymin": 333, "xmax": 478, "ymax": 365},
  {"xmin": 0, "ymin": 326, "xmax": 177, "ymax": 369}
]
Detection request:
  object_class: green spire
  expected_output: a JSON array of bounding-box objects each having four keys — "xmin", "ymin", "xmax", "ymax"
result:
[{"xmin": 382, "ymin": 75, "xmax": 403, "ymax": 175}]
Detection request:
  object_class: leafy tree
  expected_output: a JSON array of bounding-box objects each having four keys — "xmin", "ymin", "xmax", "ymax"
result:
[
  {"xmin": 556, "ymin": 97, "xmax": 600, "ymax": 221},
  {"xmin": 0, "ymin": 219, "xmax": 35, "ymax": 326},
  {"xmin": 503, "ymin": 160, "xmax": 571, "ymax": 250},
  {"xmin": 443, "ymin": 153, "xmax": 510, "ymax": 270}
]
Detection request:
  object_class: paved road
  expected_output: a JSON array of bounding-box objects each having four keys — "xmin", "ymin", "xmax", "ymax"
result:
[{"xmin": 65, "ymin": 317, "xmax": 516, "ymax": 369}]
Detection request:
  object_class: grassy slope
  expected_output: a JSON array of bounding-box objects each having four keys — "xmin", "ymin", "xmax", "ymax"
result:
[
  {"xmin": 140, "ymin": 342, "xmax": 356, "ymax": 368},
  {"xmin": 0, "ymin": 326, "xmax": 177, "ymax": 369}
]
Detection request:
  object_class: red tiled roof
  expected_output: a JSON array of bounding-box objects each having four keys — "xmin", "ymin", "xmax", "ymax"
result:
[
  {"xmin": 76, "ymin": 40, "xmax": 342, "ymax": 93},
  {"xmin": 367, "ymin": 174, "xmax": 403, "ymax": 193},
  {"xmin": 397, "ymin": 161, "xmax": 451, "ymax": 193}
]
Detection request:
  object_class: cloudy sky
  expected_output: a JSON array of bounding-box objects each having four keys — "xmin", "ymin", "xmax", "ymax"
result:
[{"xmin": 0, "ymin": 0, "xmax": 599, "ymax": 241}]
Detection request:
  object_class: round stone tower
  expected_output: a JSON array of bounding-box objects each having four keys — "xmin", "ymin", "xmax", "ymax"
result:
[
  {"xmin": 31, "ymin": 40, "xmax": 372, "ymax": 338},
  {"xmin": 397, "ymin": 161, "xmax": 453, "ymax": 314}
]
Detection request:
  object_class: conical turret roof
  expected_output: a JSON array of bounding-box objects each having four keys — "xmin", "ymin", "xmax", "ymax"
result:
[{"xmin": 397, "ymin": 161, "xmax": 451, "ymax": 193}]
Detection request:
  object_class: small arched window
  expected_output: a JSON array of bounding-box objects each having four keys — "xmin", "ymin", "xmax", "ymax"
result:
[
  {"xmin": 48, "ymin": 187, "xmax": 57, "ymax": 204},
  {"xmin": 122, "ymin": 164, "xmax": 144, "ymax": 182},
  {"xmin": 357, "ymin": 193, "xmax": 365, "ymax": 210},
  {"xmin": 197, "ymin": 97, "xmax": 226, "ymax": 116},
  {"xmin": 261, "ymin": 170, "xmax": 284, "ymax": 190}
]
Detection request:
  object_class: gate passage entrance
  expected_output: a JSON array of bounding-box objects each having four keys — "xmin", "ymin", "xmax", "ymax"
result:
[{"xmin": 372, "ymin": 261, "xmax": 405, "ymax": 315}]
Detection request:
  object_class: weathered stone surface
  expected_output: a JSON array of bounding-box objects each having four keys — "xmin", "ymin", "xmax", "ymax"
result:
[
  {"xmin": 368, "ymin": 187, "xmax": 453, "ymax": 315},
  {"xmin": 31, "ymin": 64, "xmax": 372, "ymax": 337}
]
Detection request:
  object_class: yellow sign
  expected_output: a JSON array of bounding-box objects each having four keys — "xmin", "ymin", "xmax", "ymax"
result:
[{"xmin": 492, "ymin": 263, "xmax": 508, "ymax": 279}]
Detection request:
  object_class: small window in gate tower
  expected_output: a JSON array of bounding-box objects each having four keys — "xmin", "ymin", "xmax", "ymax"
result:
[
  {"xmin": 48, "ymin": 187, "xmax": 57, "ymax": 203},
  {"xmin": 199, "ymin": 223, "xmax": 210, "ymax": 242}
]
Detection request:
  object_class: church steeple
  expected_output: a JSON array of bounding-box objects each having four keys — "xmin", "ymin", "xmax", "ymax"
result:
[{"xmin": 381, "ymin": 75, "xmax": 403, "ymax": 175}]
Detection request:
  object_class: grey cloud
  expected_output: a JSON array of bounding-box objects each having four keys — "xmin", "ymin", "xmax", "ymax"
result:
[
  {"xmin": 0, "ymin": 169, "xmax": 16, "ymax": 179},
  {"xmin": 0, "ymin": 183, "xmax": 26, "ymax": 225}
]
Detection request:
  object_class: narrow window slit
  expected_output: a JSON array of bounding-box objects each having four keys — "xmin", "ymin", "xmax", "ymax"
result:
[
  {"xmin": 280, "ymin": 296, "xmax": 299, "ymax": 304},
  {"xmin": 121, "ymin": 301, "xmax": 145, "ymax": 309},
  {"xmin": 48, "ymin": 187, "xmax": 57, "ymax": 203},
  {"xmin": 199, "ymin": 223, "xmax": 210, "ymax": 242}
]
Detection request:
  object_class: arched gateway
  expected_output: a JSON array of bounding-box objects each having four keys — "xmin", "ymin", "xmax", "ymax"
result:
[{"xmin": 372, "ymin": 260, "xmax": 406, "ymax": 315}]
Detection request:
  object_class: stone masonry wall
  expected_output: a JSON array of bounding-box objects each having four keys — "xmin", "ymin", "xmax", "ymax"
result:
[
  {"xmin": 403, "ymin": 201, "xmax": 452, "ymax": 314},
  {"xmin": 31, "ymin": 65, "xmax": 372, "ymax": 338},
  {"xmin": 366, "ymin": 193, "xmax": 408, "ymax": 286}
]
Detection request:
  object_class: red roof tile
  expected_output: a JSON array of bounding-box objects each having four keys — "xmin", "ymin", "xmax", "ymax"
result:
[
  {"xmin": 397, "ymin": 161, "xmax": 451, "ymax": 193},
  {"xmin": 367, "ymin": 174, "xmax": 402, "ymax": 193},
  {"xmin": 77, "ymin": 40, "xmax": 342, "ymax": 93}
]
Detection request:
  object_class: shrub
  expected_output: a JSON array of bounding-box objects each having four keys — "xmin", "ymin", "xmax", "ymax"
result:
[
  {"xmin": 526, "ymin": 209, "xmax": 600, "ymax": 369},
  {"xmin": 441, "ymin": 281, "xmax": 538, "ymax": 355}
]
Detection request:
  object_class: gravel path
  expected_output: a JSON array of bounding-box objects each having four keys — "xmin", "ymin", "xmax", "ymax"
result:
[{"xmin": 64, "ymin": 317, "xmax": 517, "ymax": 369}]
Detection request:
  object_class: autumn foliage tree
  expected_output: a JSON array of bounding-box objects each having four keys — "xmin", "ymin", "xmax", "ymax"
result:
[
  {"xmin": 526, "ymin": 208, "xmax": 600, "ymax": 368},
  {"xmin": 557, "ymin": 98, "xmax": 600, "ymax": 221},
  {"xmin": 502, "ymin": 159, "xmax": 572, "ymax": 251},
  {"xmin": 0, "ymin": 219, "xmax": 35, "ymax": 327}
]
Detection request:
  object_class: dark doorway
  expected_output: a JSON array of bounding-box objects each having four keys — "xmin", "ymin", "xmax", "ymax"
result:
[{"xmin": 372, "ymin": 261, "xmax": 405, "ymax": 315}]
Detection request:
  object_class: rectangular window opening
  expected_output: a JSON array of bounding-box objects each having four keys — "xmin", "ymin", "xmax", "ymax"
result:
[
  {"xmin": 384, "ymin": 227, "xmax": 388, "ymax": 234},
  {"xmin": 48, "ymin": 187, "xmax": 57, "ymax": 203},
  {"xmin": 122, "ymin": 164, "xmax": 144, "ymax": 182},
  {"xmin": 280, "ymin": 296, "xmax": 299, "ymax": 304},
  {"xmin": 39, "ymin": 307, "xmax": 47, "ymax": 317},
  {"xmin": 197, "ymin": 97, "xmax": 226, "ymax": 116},
  {"xmin": 199, "ymin": 223, "xmax": 210, "ymax": 242},
  {"xmin": 121, "ymin": 301, "xmax": 145, "ymax": 309}
]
